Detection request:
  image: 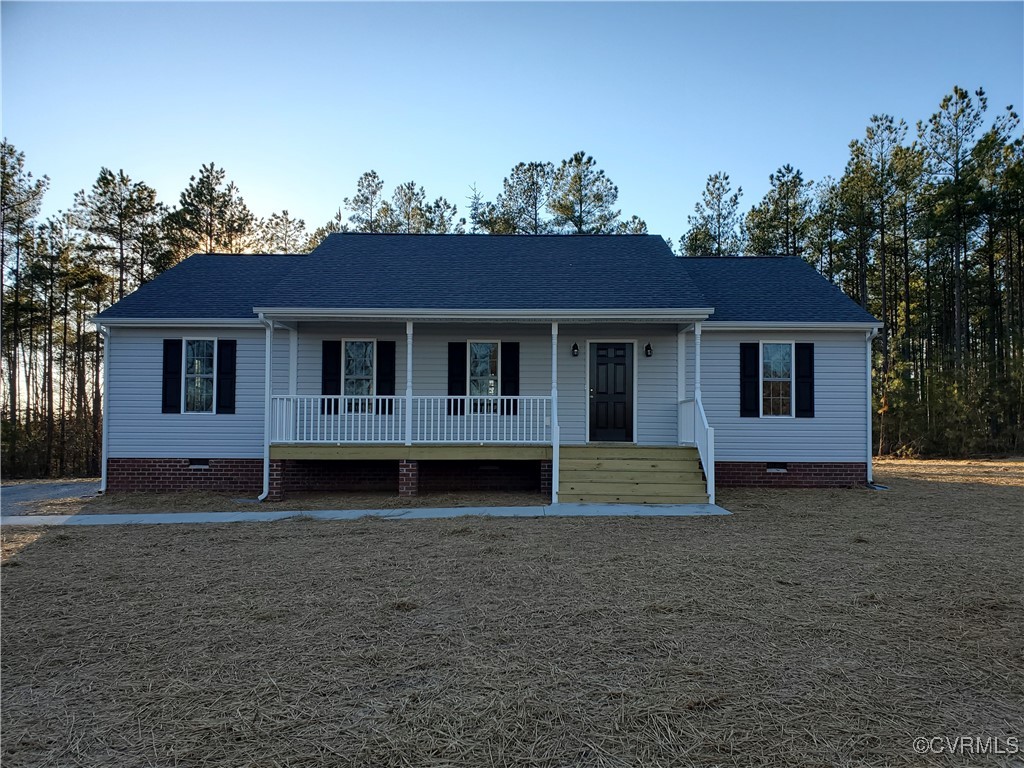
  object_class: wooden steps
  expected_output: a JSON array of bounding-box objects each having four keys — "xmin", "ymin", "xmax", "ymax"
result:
[{"xmin": 558, "ymin": 445, "xmax": 708, "ymax": 504}]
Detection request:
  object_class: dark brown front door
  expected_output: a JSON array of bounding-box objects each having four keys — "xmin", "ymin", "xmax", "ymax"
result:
[{"xmin": 589, "ymin": 343, "xmax": 633, "ymax": 442}]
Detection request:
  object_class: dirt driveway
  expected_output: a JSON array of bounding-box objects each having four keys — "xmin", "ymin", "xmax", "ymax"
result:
[{"xmin": 0, "ymin": 479, "xmax": 99, "ymax": 516}]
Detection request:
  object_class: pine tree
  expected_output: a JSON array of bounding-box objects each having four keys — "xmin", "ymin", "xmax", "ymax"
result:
[
  {"xmin": 548, "ymin": 151, "xmax": 621, "ymax": 234},
  {"xmin": 684, "ymin": 172, "xmax": 742, "ymax": 256},
  {"xmin": 258, "ymin": 209, "xmax": 307, "ymax": 253},
  {"xmin": 176, "ymin": 163, "xmax": 255, "ymax": 254},
  {"xmin": 344, "ymin": 171, "xmax": 387, "ymax": 233},
  {"xmin": 744, "ymin": 165, "xmax": 812, "ymax": 257}
]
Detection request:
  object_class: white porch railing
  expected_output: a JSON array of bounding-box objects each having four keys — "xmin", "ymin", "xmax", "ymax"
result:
[
  {"xmin": 412, "ymin": 396, "xmax": 551, "ymax": 443},
  {"xmin": 271, "ymin": 395, "xmax": 551, "ymax": 445},
  {"xmin": 679, "ymin": 397, "xmax": 715, "ymax": 504},
  {"xmin": 272, "ymin": 396, "xmax": 407, "ymax": 444}
]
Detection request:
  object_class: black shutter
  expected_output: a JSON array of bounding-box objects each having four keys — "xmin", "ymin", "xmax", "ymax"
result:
[
  {"xmin": 322, "ymin": 340, "xmax": 341, "ymax": 415},
  {"xmin": 215, "ymin": 339, "xmax": 237, "ymax": 414},
  {"xmin": 447, "ymin": 341, "xmax": 467, "ymax": 415},
  {"xmin": 161, "ymin": 339, "xmax": 183, "ymax": 413},
  {"xmin": 500, "ymin": 342, "xmax": 520, "ymax": 415},
  {"xmin": 795, "ymin": 343, "xmax": 814, "ymax": 418},
  {"xmin": 375, "ymin": 341, "xmax": 396, "ymax": 415},
  {"xmin": 739, "ymin": 342, "xmax": 759, "ymax": 417}
]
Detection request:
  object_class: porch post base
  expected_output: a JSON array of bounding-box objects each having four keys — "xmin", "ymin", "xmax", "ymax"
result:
[
  {"xmin": 398, "ymin": 459, "xmax": 419, "ymax": 497},
  {"xmin": 267, "ymin": 459, "xmax": 284, "ymax": 502},
  {"xmin": 540, "ymin": 460, "xmax": 553, "ymax": 494}
]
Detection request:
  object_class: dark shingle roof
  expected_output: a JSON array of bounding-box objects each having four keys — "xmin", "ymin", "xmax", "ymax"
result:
[
  {"xmin": 681, "ymin": 256, "xmax": 879, "ymax": 324},
  {"xmin": 94, "ymin": 254, "xmax": 307, "ymax": 319},
  {"xmin": 266, "ymin": 234, "xmax": 706, "ymax": 310},
  {"xmin": 93, "ymin": 236, "xmax": 878, "ymax": 325}
]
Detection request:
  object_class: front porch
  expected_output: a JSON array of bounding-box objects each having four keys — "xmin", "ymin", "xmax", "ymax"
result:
[{"xmin": 258, "ymin": 317, "xmax": 716, "ymax": 503}]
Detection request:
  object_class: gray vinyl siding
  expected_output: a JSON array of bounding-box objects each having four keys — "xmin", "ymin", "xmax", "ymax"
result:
[
  {"xmin": 107, "ymin": 326, "xmax": 267, "ymax": 459},
  {"xmin": 288, "ymin": 322, "xmax": 680, "ymax": 446},
  {"xmin": 699, "ymin": 330, "xmax": 868, "ymax": 462},
  {"xmin": 271, "ymin": 328, "xmax": 289, "ymax": 396},
  {"xmin": 110, "ymin": 322, "xmax": 870, "ymax": 460}
]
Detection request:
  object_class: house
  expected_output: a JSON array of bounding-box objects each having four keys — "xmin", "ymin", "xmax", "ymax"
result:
[{"xmin": 92, "ymin": 234, "xmax": 880, "ymax": 504}]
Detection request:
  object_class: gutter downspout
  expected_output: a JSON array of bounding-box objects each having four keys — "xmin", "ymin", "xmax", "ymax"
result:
[
  {"xmin": 258, "ymin": 313, "xmax": 273, "ymax": 501},
  {"xmin": 866, "ymin": 328, "xmax": 879, "ymax": 484},
  {"xmin": 99, "ymin": 325, "xmax": 110, "ymax": 493}
]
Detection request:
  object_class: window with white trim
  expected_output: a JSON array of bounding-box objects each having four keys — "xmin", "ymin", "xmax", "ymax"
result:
[
  {"xmin": 344, "ymin": 340, "xmax": 375, "ymax": 412},
  {"xmin": 468, "ymin": 341, "xmax": 499, "ymax": 413},
  {"xmin": 761, "ymin": 342, "xmax": 793, "ymax": 417},
  {"xmin": 184, "ymin": 339, "xmax": 216, "ymax": 413}
]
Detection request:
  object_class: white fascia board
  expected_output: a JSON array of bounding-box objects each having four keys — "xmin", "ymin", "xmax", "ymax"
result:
[
  {"xmin": 253, "ymin": 307, "xmax": 715, "ymax": 322},
  {"xmin": 89, "ymin": 316, "xmax": 261, "ymax": 328},
  {"xmin": 703, "ymin": 321, "xmax": 882, "ymax": 331}
]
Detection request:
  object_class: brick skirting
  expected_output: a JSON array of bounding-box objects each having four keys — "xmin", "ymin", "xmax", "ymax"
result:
[
  {"xmin": 106, "ymin": 458, "xmax": 264, "ymax": 495},
  {"xmin": 715, "ymin": 461, "xmax": 867, "ymax": 488}
]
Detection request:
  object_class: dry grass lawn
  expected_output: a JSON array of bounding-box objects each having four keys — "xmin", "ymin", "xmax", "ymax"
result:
[
  {"xmin": 1, "ymin": 459, "xmax": 1021, "ymax": 767},
  {"xmin": 24, "ymin": 489, "xmax": 550, "ymax": 516}
]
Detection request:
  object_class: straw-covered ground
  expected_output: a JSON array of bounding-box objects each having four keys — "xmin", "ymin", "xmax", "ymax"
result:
[
  {"xmin": 20, "ymin": 489, "xmax": 550, "ymax": 516},
  {"xmin": 2, "ymin": 458, "xmax": 1022, "ymax": 767}
]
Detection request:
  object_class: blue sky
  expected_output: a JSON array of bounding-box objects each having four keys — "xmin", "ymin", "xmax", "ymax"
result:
[{"xmin": 3, "ymin": 2, "xmax": 1022, "ymax": 242}]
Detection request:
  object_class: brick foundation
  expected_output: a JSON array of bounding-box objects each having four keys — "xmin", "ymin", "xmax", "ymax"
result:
[
  {"xmin": 106, "ymin": 458, "xmax": 264, "ymax": 495},
  {"xmin": 108, "ymin": 457, "xmax": 550, "ymax": 500},
  {"xmin": 715, "ymin": 461, "xmax": 867, "ymax": 488}
]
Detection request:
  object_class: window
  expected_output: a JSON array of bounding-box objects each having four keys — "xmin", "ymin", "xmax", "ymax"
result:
[
  {"xmin": 761, "ymin": 342, "xmax": 793, "ymax": 417},
  {"xmin": 162, "ymin": 338, "xmax": 235, "ymax": 415},
  {"xmin": 344, "ymin": 340, "xmax": 375, "ymax": 412},
  {"xmin": 468, "ymin": 341, "xmax": 499, "ymax": 413},
  {"xmin": 184, "ymin": 339, "xmax": 215, "ymax": 413}
]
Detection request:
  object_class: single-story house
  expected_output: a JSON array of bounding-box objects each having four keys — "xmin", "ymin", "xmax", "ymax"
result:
[{"xmin": 92, "ymin": 234, "xmax": 881, "ymax": 504}]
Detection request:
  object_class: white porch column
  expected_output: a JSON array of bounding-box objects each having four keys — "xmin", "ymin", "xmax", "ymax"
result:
[
  {"xmin": 405, "ymin": 321, "xmax": 414, "ymax": 446},
  {"xmin": 694, "ymin": 321, "xmax": 702, "ymax": 401},
  {"xmin": 676, "ymin": 326, "xmax": 686, "ymax": 401},
  {"xmin": 258, "ymin": 315, "xmax": 273, "ymax": 501},
  {"xmin": 288, "ymin": 327, "xmax": 298, "ymax": 396},
  {"xmin": 676, "ymin": 326, "xmax": 686, "ymax": 445},
  {"xmin": 550, "ymin": 322, "xmax": 559, "ymax": 504}
]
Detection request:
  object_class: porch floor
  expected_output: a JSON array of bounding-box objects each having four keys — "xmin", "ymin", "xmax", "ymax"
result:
[{"xmin": 270, "ymin": 444, "xmax": 552, "ymax": 461}]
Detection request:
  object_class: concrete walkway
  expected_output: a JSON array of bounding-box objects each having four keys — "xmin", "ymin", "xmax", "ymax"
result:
[{"xmin": 1, "ymin": 503, "xmax": 729, "ymax": 527}]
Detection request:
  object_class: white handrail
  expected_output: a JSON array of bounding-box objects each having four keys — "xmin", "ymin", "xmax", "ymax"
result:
[
  {"xmin": 694, "ymin": 396, "xmax": 715, "ymax": 505},
  {"xmin": 678, "ymin": 397, "xmax": 715, "ymax": 504}
]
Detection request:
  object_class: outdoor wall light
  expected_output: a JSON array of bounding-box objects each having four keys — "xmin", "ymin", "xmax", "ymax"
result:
[
  {"xmin": 571, "ymin": 343, "xmax": 580, "ymax": 357},
  {"xmin": 644, "ymin": 343, "xmax": 654, "ymax": 357}
]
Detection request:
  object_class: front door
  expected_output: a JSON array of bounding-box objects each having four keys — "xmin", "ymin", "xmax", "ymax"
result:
[{"xmin": 589, "ymin": 343, "xmax": 633, "ymax": 442}]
